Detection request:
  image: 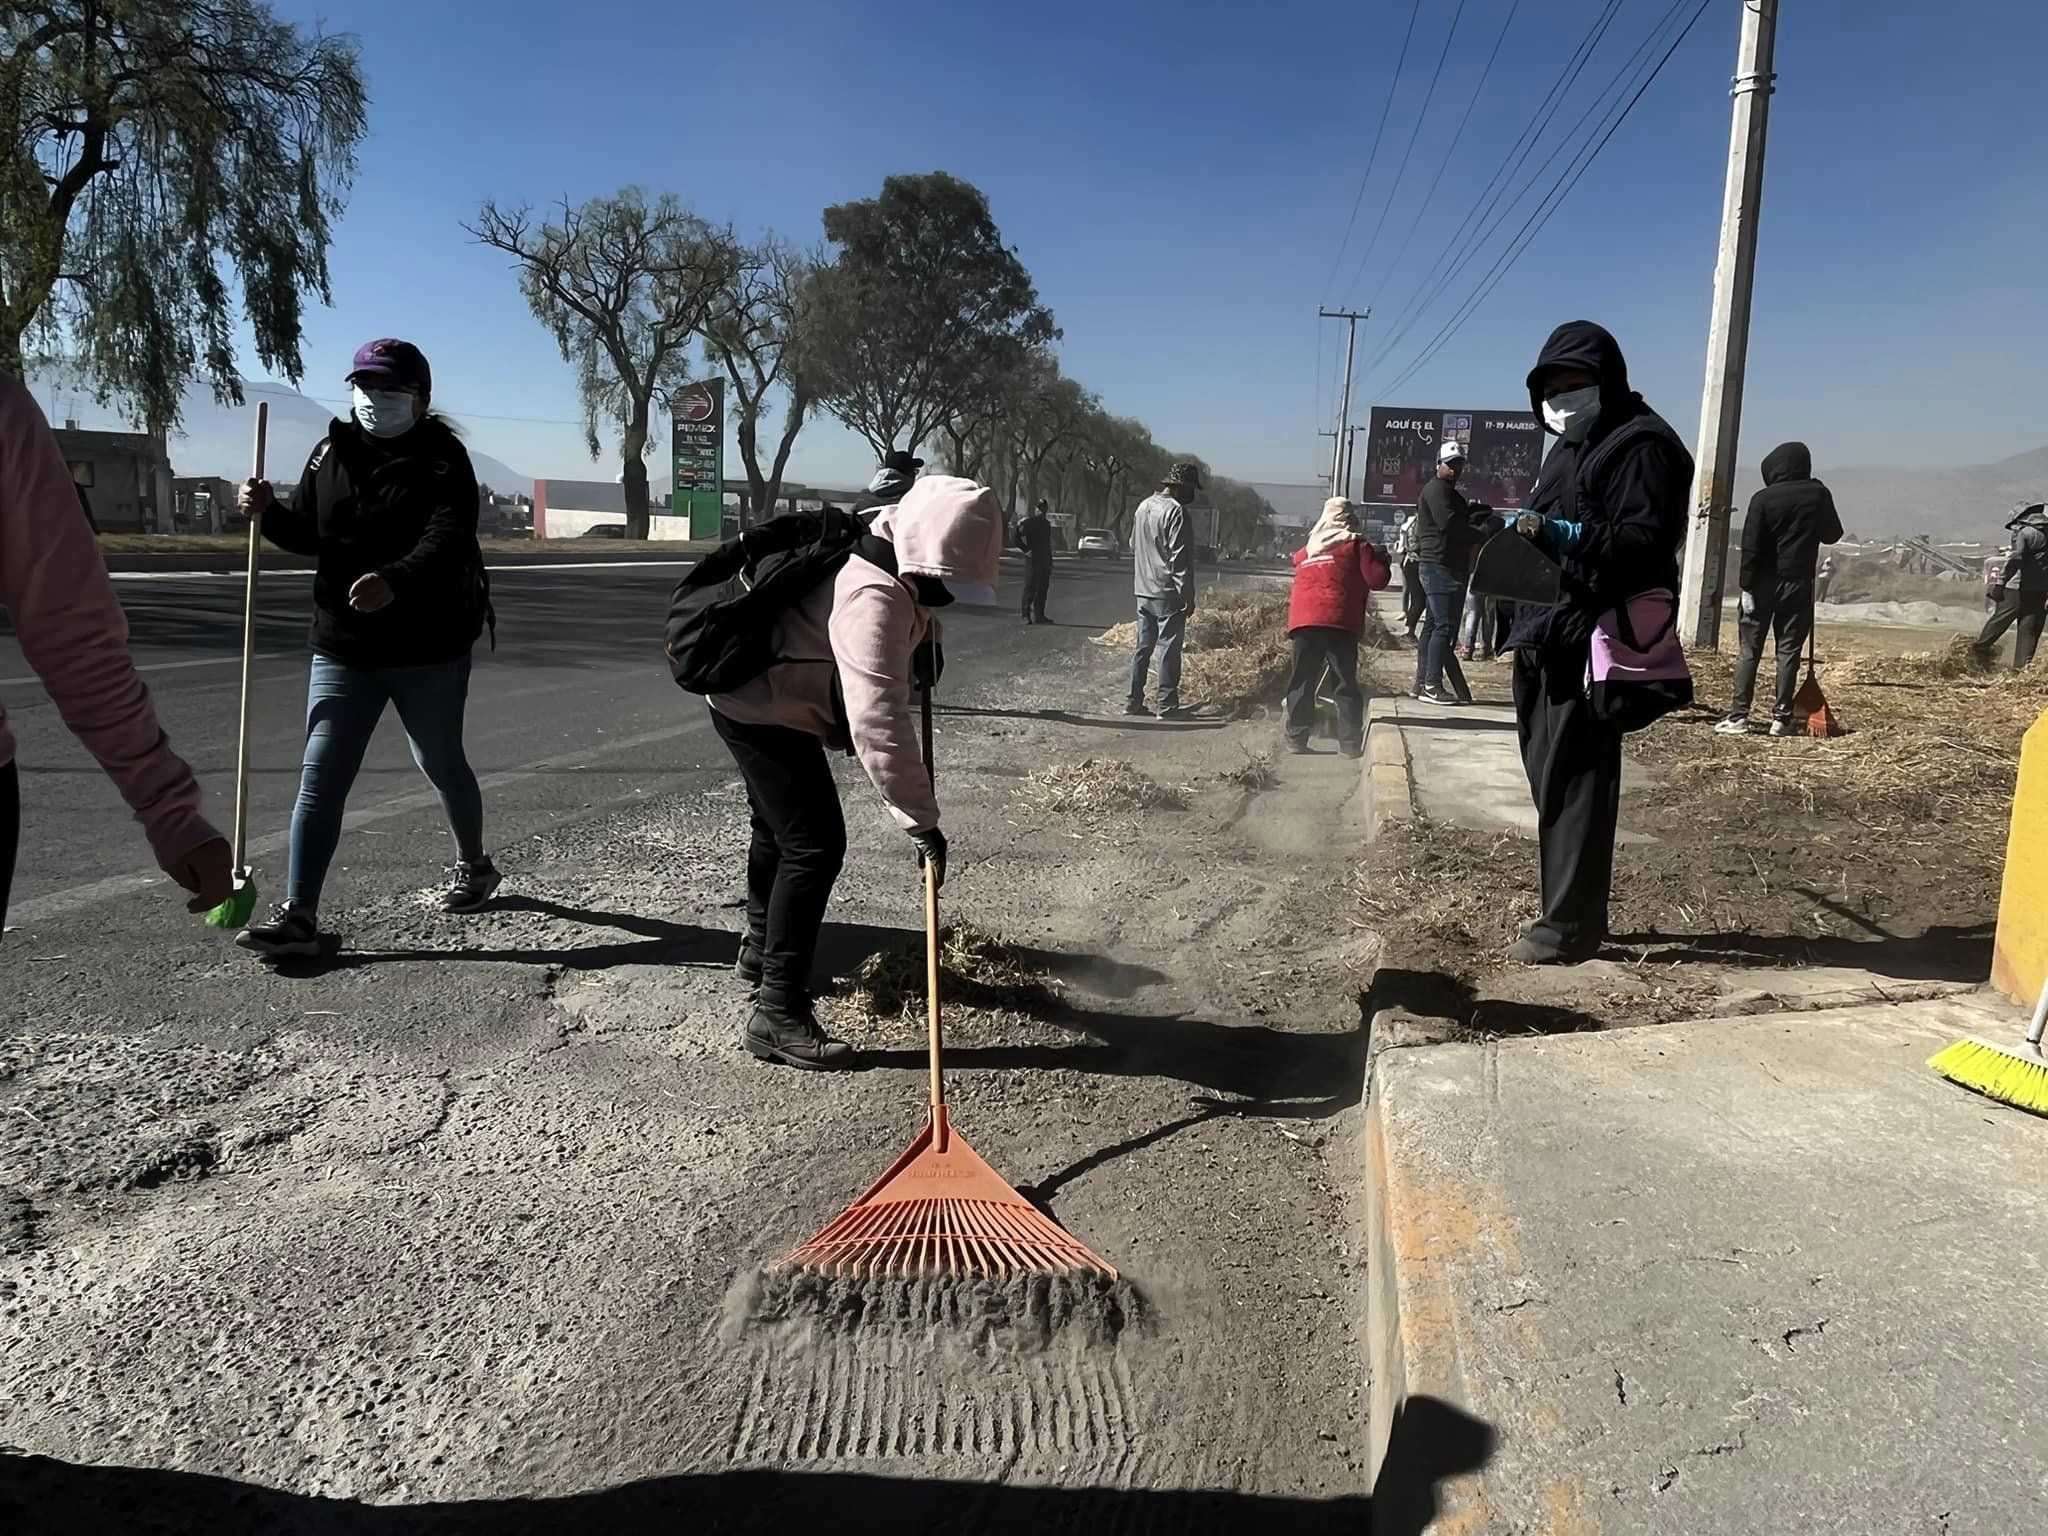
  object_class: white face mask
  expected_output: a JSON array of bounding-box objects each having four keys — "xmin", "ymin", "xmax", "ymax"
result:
[
  {"xmin": 1542, "ymin": 385, "xmax": 1601, "ymax": 442},
  {"xmin": 351, "ymin": 384, "xmax": 418, "ymax": 438}
]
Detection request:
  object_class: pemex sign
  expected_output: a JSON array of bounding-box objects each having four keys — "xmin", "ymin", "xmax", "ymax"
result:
[{"xmin": 670, "ymin": 379, "xmax": 725, "ymax": 539}]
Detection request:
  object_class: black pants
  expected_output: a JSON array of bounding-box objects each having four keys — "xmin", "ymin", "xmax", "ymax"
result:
[
  {"xmin": 710, "ymin": 709, "xmax": 846, "ymax": 1001},
  {"xmin": 1284, "ymin": 628, "xmax": 1364, "ymax": 751},
  {"xmin": 1730, "ymin": 580, "xmax": 1815, "ymax": 721},
  {"xmin": 1400, "ymin": 561, "xmax": 1425, "ymax": 631},
  {"xmin": 1513, "ymin": 650, "xmax": 1623, "ymax": 952},
  {"xmin": 1022, "ymin": 557, "xmax": 1051, "ymax": 622},
  {"xmin": 0, "ymin": 760, "xmax": 17, "ymax": 930},
  {"xmin": 1975, "ymin": 588, "xmax": 2046, "ymax": 670}
]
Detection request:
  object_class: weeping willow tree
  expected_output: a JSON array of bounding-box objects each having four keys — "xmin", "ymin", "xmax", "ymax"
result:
[{"xmin": 0, "ymin": 1, "xmax": 367, "ymax": 428}]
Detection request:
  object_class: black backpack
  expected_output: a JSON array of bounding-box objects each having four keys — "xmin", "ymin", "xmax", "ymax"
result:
[{"xmin": 663, "ymin": 507, "xmax": 888, "ymax": 694}]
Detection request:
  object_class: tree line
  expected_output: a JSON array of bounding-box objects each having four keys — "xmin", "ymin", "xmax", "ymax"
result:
[{"xmin": 3, "ymin": 4, "xmax": 1272, "ymax": 547}]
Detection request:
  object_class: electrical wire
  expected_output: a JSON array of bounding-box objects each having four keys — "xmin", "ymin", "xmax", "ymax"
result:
[
  {"xmin": 1358, "ymin": 0, "xmax": 1630, "ymax": 386},
  {"xmin": 1342, "ymin": 0, "xmax": 1474, "ymax": 305},
  {"xmin": 1372, "ymin": 0, "xmax": 1716, "ymax": 403},
  {"xmin": 1321, "ymin": 0, "xmax": 1426, "ymax": 302}
]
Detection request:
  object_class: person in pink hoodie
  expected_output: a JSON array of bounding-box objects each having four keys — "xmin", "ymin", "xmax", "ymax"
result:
[
  {"xmin": 0, "ymin": 370, "xmax": 232, "ymax": 928},
  {"xmin": 710, "ymin": 474, "xmax": 1002, "ymax": 1069}
]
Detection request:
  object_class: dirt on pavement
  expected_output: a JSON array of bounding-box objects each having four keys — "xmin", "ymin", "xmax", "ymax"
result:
[{"xmin": 0, "ymin": 608, "xmax": 1387, "ymax": 1532}]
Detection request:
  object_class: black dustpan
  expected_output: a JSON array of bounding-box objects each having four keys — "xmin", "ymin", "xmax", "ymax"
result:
[{"xmin": 1470, "ymin": 529, "xmax": 1564, "ymax": 606}]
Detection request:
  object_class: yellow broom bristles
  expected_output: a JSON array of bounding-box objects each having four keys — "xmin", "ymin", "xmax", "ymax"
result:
[{"xmin": 1928, "ymin": 1038, "xmax": 2048, "ymax": 1119}]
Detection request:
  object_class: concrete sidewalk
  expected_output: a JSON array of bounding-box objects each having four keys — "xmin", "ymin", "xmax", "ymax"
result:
[{"xmin": 1366, "ymin": 989, "xmax": 2048, "ymax": 1534}]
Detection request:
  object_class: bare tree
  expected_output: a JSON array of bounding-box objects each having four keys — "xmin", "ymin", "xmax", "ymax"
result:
[
  {"xmin": 470, "ymin": 189, "xmax": 739, "ymax": 538},
  {"xmin": 702, "ymin": 237, "xmax": 818, "ymax": 529}
]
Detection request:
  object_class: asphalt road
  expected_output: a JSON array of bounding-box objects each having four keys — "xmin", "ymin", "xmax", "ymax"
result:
[{"xmin": 0, "ymin": 553, "xmax": 1145, "ymax": 932}]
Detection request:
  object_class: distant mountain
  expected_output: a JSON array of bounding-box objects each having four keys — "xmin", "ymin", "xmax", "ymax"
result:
[
  {"xmin": 1731, "ymin": 446, "xmax": 2047, "ymax": 542},
  {"xmin": 25, "ymin": 371, "xmax": 532, "ymax": 495}
]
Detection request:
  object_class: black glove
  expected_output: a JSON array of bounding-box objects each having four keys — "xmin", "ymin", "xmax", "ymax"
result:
[{"xmin": 910, "ymin": 827, "xmax": 948, "ymax": 890}]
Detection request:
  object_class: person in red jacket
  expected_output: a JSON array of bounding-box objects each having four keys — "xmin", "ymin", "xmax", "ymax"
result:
[{"xmin": 1286, "ymin": 498, "xmax": 1392, "ymax": 757}]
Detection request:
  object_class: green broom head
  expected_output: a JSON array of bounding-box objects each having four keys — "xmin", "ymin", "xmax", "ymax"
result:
[
  {"xmin": 1928, "ymin": 1037, "xmax": 2048, "ymax": 1119},
  {"xmin": 203, "ymin": 871, "xmax": 259, "ymax": 930}
]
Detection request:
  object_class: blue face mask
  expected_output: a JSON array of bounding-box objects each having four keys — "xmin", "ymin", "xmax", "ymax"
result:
[{"xmin": 351, "ymin": 384, "xmax": 418, "ymax": 438}]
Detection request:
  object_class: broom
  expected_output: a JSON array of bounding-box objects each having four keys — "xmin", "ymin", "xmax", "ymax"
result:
[
  {"xmin": 1792, "ymin": 620, "xmax": 1841, "ymax": 739},
  {"xmin": 767, "ymin": 682, "xmax": 1119, "ymax": 1302},
  {"xmin": 203, "ymin": 402, "xmax": 267, "ymax": 929},
  {"xmin": 1927, "ymin": 978, "xmax": 2048, "ymax": 1119}
]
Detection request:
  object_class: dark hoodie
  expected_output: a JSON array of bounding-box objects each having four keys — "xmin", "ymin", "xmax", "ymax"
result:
[
  {"xmin": 1507, "ymin": 321, "xmax": 1694, "ymax": 654},
  {"xmin": 1739, "ymin": 441, "xmax": 1842, "ymax": 596},
  {"xmin": 2006, "ymin": 504, "xmax": 2048, "ymax": 593}
]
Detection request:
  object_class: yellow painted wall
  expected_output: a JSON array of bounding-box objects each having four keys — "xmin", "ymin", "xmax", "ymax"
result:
[{"xmin": 1993, "ymin": 710, "xmax": 2048, "ymax": 1005}]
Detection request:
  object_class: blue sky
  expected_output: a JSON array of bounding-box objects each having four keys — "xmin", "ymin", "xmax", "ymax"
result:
[{"xmin": 141, "ymin": 0, "xmax": 2048, "ymax": 488}]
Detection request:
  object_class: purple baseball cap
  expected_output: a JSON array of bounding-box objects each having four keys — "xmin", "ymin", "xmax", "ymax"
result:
[{"xmin": 346, "ymin": 338, "xmax": 431, "ymax": 393}]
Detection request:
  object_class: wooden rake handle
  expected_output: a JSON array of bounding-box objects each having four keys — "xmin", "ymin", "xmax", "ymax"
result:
[
  {"xmin": 230, "ymin": 402, "xmax": 268, "ymax": 874},
  {"xmin": 919, "ymin": 678, "xmax": 945, "ymax": 1135}
]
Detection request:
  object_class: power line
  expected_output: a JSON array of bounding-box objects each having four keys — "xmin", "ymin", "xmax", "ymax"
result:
[
  {"xmin": 1342, "ymin": 0, "xmax": 1474, "ymax": 305},
  {"xmin": 1373, "ymin": 0, "xmax": 1716, "ymax": 403},
  {"xmin": 1364, "ymin": 0, "xmax": 1528, "ymax": 314},
  {"xmin": 1321, "ymin": 0, "xmax": 1426, "ymax": 302},
  {"xmin": 1357, "ymin": 0, "xmax": 1630, "ymax": 389}
]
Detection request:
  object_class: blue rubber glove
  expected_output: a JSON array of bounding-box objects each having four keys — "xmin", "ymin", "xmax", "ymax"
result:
[{"xmin": 1514, "ymin": 513, "xmax": 1583, "ymax": 554}]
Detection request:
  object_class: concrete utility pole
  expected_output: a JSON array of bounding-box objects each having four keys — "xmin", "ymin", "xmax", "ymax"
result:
[
  {"xmin": 1678, "ymin": 0, "xmax": 1778, "ymax": 648},
  {"xmin": 1320, "ymin": 426, "xmax": 1365, "ymax": 499},
  {"xmin": 1319, "ymin": 308, "xmax": 1368, "ymax": 501}
]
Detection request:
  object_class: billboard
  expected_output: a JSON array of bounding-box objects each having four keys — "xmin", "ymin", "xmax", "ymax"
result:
[
  {"xmin": 670, "ymin": 379, "xmax": 725, "ymax": 539},
  {"xmin": 1362, "ymin": 405, "xmax": 1544, "ymax": 510}
]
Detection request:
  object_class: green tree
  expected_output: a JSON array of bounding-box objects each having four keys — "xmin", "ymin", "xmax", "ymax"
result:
[
  {"xmin": 701, "ymin": 236, "xmax": 818, "ymax": 529},
  {"xmin": 0, "ymin": 1, "xmax": 367, "ymax": 428},
  {"xmin": 471, "ymin": 190, "xmax": 741, "ymax": 539},
  {"xmin": 809, "ymin": 171, "xmax": 1055, "ymax": 459}
]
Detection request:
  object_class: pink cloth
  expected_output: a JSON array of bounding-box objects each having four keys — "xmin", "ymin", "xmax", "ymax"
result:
[
  {"xmin": 711, "ymin": 475, "xmax": 1003, "ymax": 834},
  {"xmin": 0, "ymin": 370, "xmax": 218, "ymax": 870}
]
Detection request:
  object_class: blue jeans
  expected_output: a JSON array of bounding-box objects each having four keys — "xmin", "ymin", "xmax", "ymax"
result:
[
  {"xmin": 1458, "ymin": 588, "xmax": 1493, "ymax": 656},
  {"xmin": 1129, "ymin": 596, "xmax": 1187, "ymax": 710},
  {"xmin": 289, "ymin": 654, "xmax": 485, "ymax": 908},
  {"xmin": 1414, "ymin": 561, "xmax": 1469, "ymax": 695}
]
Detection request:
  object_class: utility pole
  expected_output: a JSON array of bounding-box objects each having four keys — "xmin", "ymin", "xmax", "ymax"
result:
[
  {"xmin": 1319, "ymin": 426, "xmax": 1365, "ymax": 499},
  {"xmin": 1678, "ymin": 0, "xmax": 1778, "ymax": 649},
  {"xmin": 1319, "ymin": 307, "xmax": 1368, "ymax": 500}
]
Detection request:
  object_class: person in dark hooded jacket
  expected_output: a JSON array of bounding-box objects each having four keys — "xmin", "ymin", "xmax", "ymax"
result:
[
  {"xmin": 1720, "ymin": 442, "xmax": 1843, "ymax": 734},
  {"xmin": 1973, "ymin": 502, "xmax": 2048, "ymax": 670},
  {"xmin": 1504, "ymin": 322, "xmax": 1693, "ymax": 965}
]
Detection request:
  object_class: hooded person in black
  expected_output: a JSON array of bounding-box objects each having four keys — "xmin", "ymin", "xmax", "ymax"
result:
[
  {"xmin": 1974, "ymin": 502, "xmax": 2048, "ymax": 670},
  {"xmin": 1722, "ymin": 442, "xmax": 1843, "ymax": 733},
  {"xmin": 1504, "ymin": 321, "xmax": 1693, "ymax": 964}
]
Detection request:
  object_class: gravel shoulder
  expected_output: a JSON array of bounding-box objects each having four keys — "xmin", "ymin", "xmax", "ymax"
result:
[{"xmin": 2, "ymin": 606, "xmax": 1385, "ymax": 1531}]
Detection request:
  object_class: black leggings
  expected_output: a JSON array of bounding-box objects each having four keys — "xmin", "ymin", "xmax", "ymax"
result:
[
  {"xmin": 0, "ymin": 759, "xmax": 18, "ymax": 930},
  {"xmin": 710, "ymin": 708, "xmax": 847, "ymax": 1000}
]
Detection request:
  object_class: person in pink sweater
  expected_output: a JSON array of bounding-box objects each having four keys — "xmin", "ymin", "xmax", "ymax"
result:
[
  {"xmin": 0, "ymin": 370, "xmax": 232, "ymax": 927},
  {"xmin": 710, "ymin": 473, "xmax": 1002, "ymax": 1069}
]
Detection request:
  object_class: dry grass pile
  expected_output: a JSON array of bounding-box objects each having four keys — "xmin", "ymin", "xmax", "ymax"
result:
[
  {"xmin": 1638, "ymin": 641, "xmax": 2047, "ymax": 848},
  {"xmin": 1018, "ymin": 757, "xmax": 1185, "ymax": 814},
  {"xmin": 839, "ymin": 923, "xmax": 1059, "ymax": 1020},
  {"xmin": 1223, "ymin": 748, "xmax": 1276, "ymax": 791},
  {"xmin": 1824, "ymin": 552, "xmax": 1975, "ymax": 608},
  {"xmin": 1354, "ymin": 819, "xmax": 1533, "ymax": 960}
]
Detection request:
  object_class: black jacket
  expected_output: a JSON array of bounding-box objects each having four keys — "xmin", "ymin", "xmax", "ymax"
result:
[
  {"xmin": 1739, "ymin": 442, "xmax": 1841, "ymax": 595},
  {"xmin": 1414, "ymin": 475, "xmax": 1495, "ymax": 567},
  {"xmin": 1016, "ymin": 511, "xmax": 1053, "ymax": 562},
  {"xmin": 1507, "ymin": 321, "xmax": 1694, "ymax": 655},
  {"xmin": 2005, "ymin": 507, "xmax": 2048, "ymax": 593},
  {"xmin": 260, "ymin": 416, "xmax": 488, "ymax": 668}
]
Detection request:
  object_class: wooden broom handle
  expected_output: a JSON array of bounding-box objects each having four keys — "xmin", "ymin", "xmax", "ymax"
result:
[
  {"xmin": 230, "ymin": 402, "xmax": 268, "ymax": 872},
  {"xmin": 920, "ymin": 677, "xmax": 944, "ymax": 1120}
]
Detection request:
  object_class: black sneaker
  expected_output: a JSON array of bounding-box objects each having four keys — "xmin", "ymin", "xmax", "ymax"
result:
[
  {"xmin": 1158, "ymin": 705, "xmax": 1196, "ymax": 721},
  {"xmin": 745, "ymin": 996, "xmax": 855, "ymax": 1071},
  {"xmin": 236, "ymin": 902, "xmax": 322, "ymax": 959},
  {"xmin": 1285, "ymin": 736, "xmax": 1312, "ymax": 755},
  {"xmin": 1124, "ymin": 700, "xmax": 1153, "ymax": 717},
  {"xmin": 1416, "ymin": 686, "xmax": 1455, "ymax": 705},
  {"xmin": 443, "ymin": 857, "xmax": 502, "ymax": 913},
  {"xmin": 1768, "ymin": 718, "xmax": 1796, "ymax": 738}
]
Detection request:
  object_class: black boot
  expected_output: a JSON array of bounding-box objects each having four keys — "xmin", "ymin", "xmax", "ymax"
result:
[
  {"xmin": 745, "ymin": 989, "xmax": 855, "ymax": 1070},
  {"xmin": 735, "ymin": 934, "xmax": 765, "ymax": 995}
]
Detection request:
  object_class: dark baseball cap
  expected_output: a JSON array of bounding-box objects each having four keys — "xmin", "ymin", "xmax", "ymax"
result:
[{"xmin": 347, "ymin": 338, "xmax": 431, "ymax": 393}]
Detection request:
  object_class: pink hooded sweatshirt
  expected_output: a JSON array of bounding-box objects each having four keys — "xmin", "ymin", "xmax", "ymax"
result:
[
  {"xmin": 711, "ymin": 474, "xmax": 1003, "ymax": 834},
  {"xmin": 0, "ymin": 371, "xmax": 219, "ymax": 870}
]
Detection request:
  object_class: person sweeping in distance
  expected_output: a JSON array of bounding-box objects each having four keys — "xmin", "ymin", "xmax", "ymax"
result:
[
  {"xmin": 233, "ymin": 339, "xmax": 499, "ymax": 959},
  {"xmin": 0, "ymin": 370, "xmax": 233, "ymax": 930},
  {"xmin": 708, "ymin": 474, "xmax": 1002, "ymax": 1070},
  {"xmin": 1284, "ymin": 499, "xmax": 1391, "ymax": 758},
  {"xmin": 1718, "ymin": 441, "xmax": 1843, "ymax": 736}
]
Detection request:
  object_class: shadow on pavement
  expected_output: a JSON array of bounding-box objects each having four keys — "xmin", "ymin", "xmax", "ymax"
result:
[
  {"xmin": 1608, "ymin": 916, "xmax": 1994, "ymax": 984},
  {"xmin": 1365, "ymin": 965, "xmax": 1599, "ymax": 1037},
  {"xmin": 936, "ymin": 703, "xmax": 1227, "ymax": 732},
  {"xmin": 0, "ymin": 1394, "xmax": 1496, "ymax": 1533},
  {"xmin": 1387, "ymin": 713, "xmax": 1517, "ymax": 733}
]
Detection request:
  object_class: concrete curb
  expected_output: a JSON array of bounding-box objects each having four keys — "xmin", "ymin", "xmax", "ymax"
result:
[{"xmin": 1361, "ymin": 696, "xmax": 1416, "ymax": 844}]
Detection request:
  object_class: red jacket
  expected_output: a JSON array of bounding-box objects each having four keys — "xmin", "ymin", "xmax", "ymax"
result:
[{"xmin": 1288, "ymin": 538, "xmax": 1392, "ymax": 636}]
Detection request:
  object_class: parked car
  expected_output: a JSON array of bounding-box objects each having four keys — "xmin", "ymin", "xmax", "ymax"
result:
[
  {"xmin": 1076, "ymin": 528, "xmax": 1118, "ymax": 558},
  {"xmin": 580, "ymin": 523, "xmax": 626, "ymax": 538}
]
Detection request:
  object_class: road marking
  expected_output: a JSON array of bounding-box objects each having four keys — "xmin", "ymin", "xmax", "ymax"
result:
[
  {"xmin": 0, "ymin": 651, "xmax": 303, "ymax": 689},
  {"xmin": 3, "ymin": 714, "xmax": 713, "ymax": 928},
  {"xmin": 108, "ymin": 559, "xmax": 698, "ymax": 582}
]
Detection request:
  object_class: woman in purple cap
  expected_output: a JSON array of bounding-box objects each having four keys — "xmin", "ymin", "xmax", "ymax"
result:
[{"xmin": 233, "ymin": 339, "xmax": 498, "ymax": 957}]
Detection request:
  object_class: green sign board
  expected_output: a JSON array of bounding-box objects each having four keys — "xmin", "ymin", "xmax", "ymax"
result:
[{"xmin": 671, "ymin": 379, "xmax": 724, "ymax": 539}]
